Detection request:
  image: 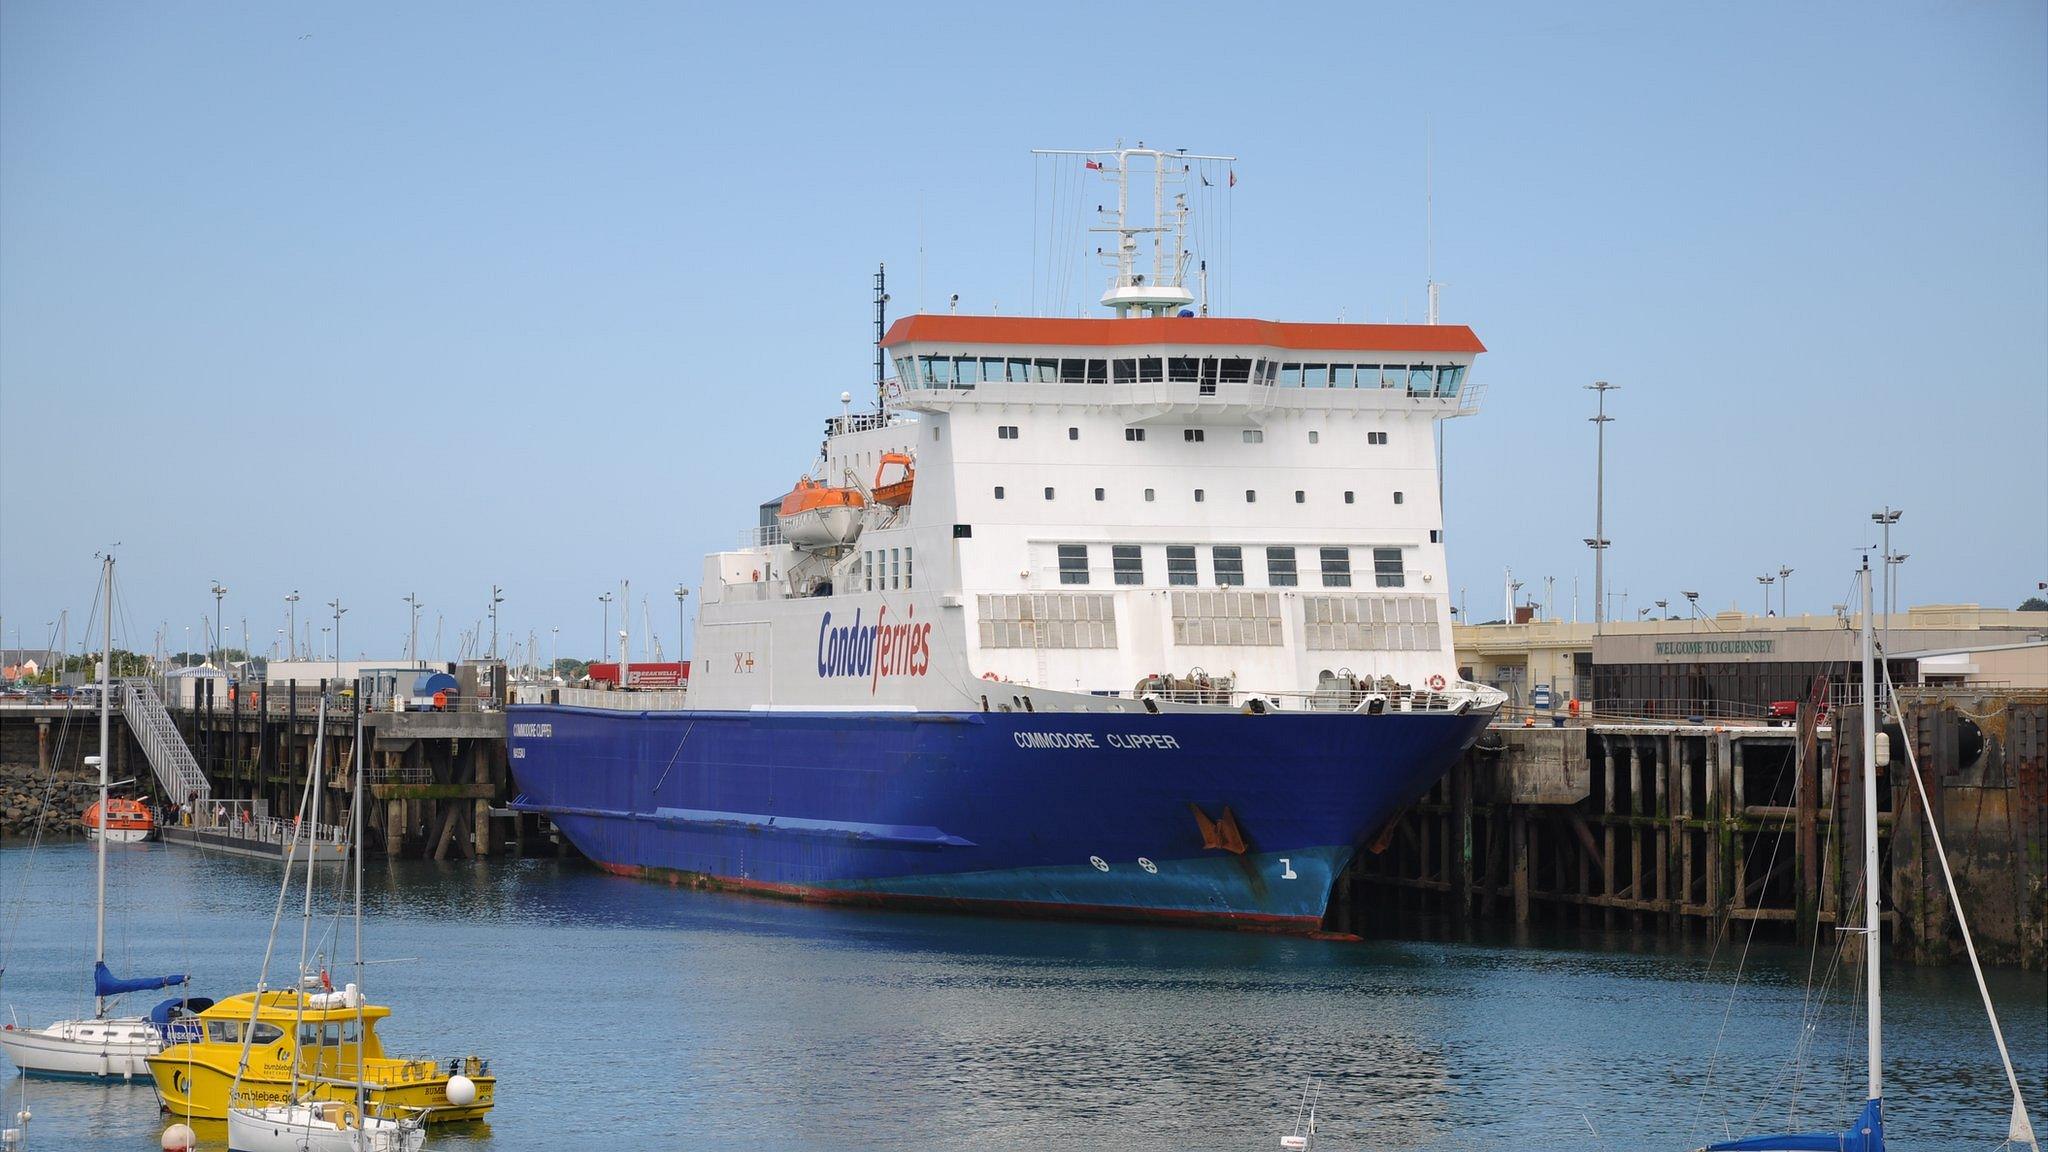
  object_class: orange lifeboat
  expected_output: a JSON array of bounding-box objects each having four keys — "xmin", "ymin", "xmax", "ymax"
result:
[
  {"xmin": 873, "ymin": 452, "xmax": 915, "ymax": 507},
  {"xmin": 778, "ymin": 477, "xmax": 866, "ymax": 548},
  {"xmin": 83, "ymin": 797, "xmax": 155, "ymax": 844}
]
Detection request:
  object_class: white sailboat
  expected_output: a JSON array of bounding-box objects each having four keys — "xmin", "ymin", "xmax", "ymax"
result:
[
  {"xmin": 1698, "ymin": 558, "xmax": 2037, "ymax": 1152},
  {"xmin": 0, "ymin": 554, "xmax": 209, "ymax": 1079},
  {"xmin": 225, "ymin": 698, "xmax": 425, "ymax": 1152}
]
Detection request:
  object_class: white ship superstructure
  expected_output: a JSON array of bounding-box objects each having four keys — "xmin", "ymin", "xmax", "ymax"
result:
[{"xmin": 686, "ymin": 145, "xmax": 1488, "ymax": 715}]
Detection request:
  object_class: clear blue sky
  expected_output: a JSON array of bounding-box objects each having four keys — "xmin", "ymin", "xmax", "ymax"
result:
[{"xmin": 3, "ymin": 2, "xmax": 2043, "ymax": 662}]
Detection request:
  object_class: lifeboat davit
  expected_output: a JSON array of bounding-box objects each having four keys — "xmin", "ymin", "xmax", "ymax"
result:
[
  {"xmin": 873, "ymin": 452, "xmax": 915, "ymax": 507},
  {"xmin": 778, "ymin": 478, "xmax": 866, "ymax": 548},
  {"xmin": 83, "ymin": 797, "xmax": 155, "ymax": 843}
]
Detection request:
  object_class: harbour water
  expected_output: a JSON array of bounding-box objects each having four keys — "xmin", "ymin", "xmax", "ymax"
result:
[{"xmin": 2, "ymin": 842, "xmax": 2040, "ymax": 1151}]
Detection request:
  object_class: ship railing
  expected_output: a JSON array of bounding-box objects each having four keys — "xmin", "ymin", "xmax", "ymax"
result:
[
  {"xmin": 741, "ymin": 524, "xmax": 785, "ymax": 548},
  {"xmin": 1138, "ymin": 682, "xmax": 1504, "ymax": 714},
  {"xmin": 366, "ymin": 763, "xmax": 436, "ymax": 784},
  {"xmin": 512, "ymin": 685, "xmax": 691, "ymax": 711},
  {"xmin": 185, "ymin": 808, "xmax": 348, "ymax": 847}
]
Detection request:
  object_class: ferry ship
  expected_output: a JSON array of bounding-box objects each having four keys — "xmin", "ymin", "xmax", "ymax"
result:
[{"xmin": 508, "ymin": 145, "xmax": 1504, "ymax": 932}]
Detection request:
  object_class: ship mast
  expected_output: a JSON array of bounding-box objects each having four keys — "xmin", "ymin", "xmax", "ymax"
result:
[
  {"xmin": 873, "ymin": 263, "xmax": 888, "ymax": 417},
  {"xmin": 1033, "ymin": 143, "xmax": 1234, "ymax": 318}
]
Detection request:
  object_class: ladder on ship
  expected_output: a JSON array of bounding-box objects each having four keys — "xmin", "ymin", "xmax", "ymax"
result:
[{"xmin": 119, "ymin": 678, "xmax": 210, "ymax": 807}]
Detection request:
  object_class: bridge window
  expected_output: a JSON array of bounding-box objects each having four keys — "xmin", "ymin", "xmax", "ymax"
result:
[
  {"xmin": 1330, "ymin": 364, "xmax": 1355, "ymax": 387},
  {"xmin": 1198, "ymin": 357, "xmax": 1218, "ymax": 395},
  {"xmin": 1060, "ymin": 357, "xmax": 1086, "ymax": 382},
  {"xmin": 1267, "ymin": 547, "xmax": 1298, "ymax": 587},
  {"xmin": 1438, "ymin": 365, "xmax": 1466, "ymax": 396},
  {"xmin": 1408, "ymin": 365, "xmax": 1435, "ymax": 395},
  {"xmin": 1214, "ymin": 546, "xmax": 1245, "ymax": 586},
  {"xmin": 1220, "ymin": 357, "xmax": 1253, "ymax": 385},
  {"xmin": 1321, "ymin": 547, "xmax": 1353, "ymax": 588},
  {"xmin": 981, "ymin": 357, "xmax": 1007, "ymax": 382},
  {"xmin": 1169, "ymin": 356, "xmax": 1201, "ymax": 383},
  {"xmin": 1279, "ymin": 363, "xmax": 1303, "ymax": 388},
  {"xmin": 1036, "ymin": 358, "xmax": 1060, "ymax": 382},
  {"xmin": 1087, "ymin": 359, "xmax": 1107, "ymax": 383},
  {"xmin": 923, "ymin": 356, "xmax": 955, "ymax": 387},
  {"xmin": 1167, "ymin": 545, "xmax": 1198, "ymax": 586},
  {"xmin": 1303, "ymin": 364, "xmax": 1329, "ymax": 388},
  {"xmin": 1058, "ymin": 545, "xmax": 1090, "ymax": 586},
  {"xmin": 1113, "ymin": 545, "xmax": 1144, "ymax": 585},
  {"xmin": 1113, "ymin": 357, "xmax": 1137, "ymax": 383},
  {"xmin": 956, "ymin": 357, "xmax": 982, "ymax": 386},
  {"xmin": 1138, "ymin": 356, "xmax": 1163, "ymax": 382},
  {"xmin": 1374, "ymin": 547, "xmax": 1405, "ymax": 588}
]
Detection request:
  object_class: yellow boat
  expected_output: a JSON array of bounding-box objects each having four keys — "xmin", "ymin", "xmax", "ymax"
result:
[{"xmin": 146, "ymin": 986, "xmax": 495, "ymax": 1123}]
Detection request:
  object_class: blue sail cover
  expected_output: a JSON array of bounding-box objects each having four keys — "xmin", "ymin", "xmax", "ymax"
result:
[
  {"xmin": 93, "ymin": 960, "xmax": 188, "ymax": 998},
  {"xmin": 1705, "ymin": 1098, "xmax": 1884, "ymax": 1152}
]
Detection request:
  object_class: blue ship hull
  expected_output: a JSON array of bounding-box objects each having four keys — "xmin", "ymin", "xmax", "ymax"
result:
[{"xmin": 506, "ymin": 705, "xmax": 1491, "ymax": 931}]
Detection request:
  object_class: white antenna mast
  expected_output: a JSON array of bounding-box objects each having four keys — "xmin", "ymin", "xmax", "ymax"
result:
[
  {"xmin": 1033, "ymin": 143, "xmax": 1234, "ymax": 318},
  {"xmin": 1426, "ymin": 120, "xmax": 1439, "ymax": 325}
]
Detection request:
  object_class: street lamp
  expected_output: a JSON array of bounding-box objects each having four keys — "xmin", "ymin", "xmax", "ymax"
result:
[
  {"xmin": 1871, "ymin": 507, "xmax": 1902, "ymax": 650},
  {"xmin": 1885, "ymin": 553, "xmax": 1909, "ymax": 643},
  {"xmin": 403, "ymin": 593, "xmax": 423, "ymax": 668},
  {"xmin": 285, "ymin": 591, "xmax": 300, "ymax": 660},
  {"xmin": 210, "ymin": 581, "xmax": 227, "ymax": 667},
  {"xmin": 327, "ymin": 597, "xmax": 347, "ymax": 681},
  {"xmin": 598, "ymin": 592, "xmax": 614, "ymax": 661},
  {"xmin": 1655, "ymin": 598, "xmax": 1668, "ymax": 619},
  {"xmin": 550, "ymin": 626, "xmax": 559, "ymax": 682},
  {"xmin": 1586, "ymin": 380, "xmax": 1618, "ymax": 631},
  {"xmin": 1778, "ymin": 566, "xmax": 1794, "ymax": 618},
  {"xmin": 1757, "ymin": 573, "xmax": 1776, "ymax": 617},
  {"xmin": 674, "ymin": 585, "xmax": 690, "ymax": 662},
  {"xmin": 489, "ymin": 585, "xmax": 505, "ymax": 661}
]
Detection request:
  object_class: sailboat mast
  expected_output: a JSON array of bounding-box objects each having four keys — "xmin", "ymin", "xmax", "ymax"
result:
[
  {"xmin": 1859, "ymin": 558, "xmax": 1882, "ymax": 1103},
  {"xmin": 93, "ymin": 554, "xmax": 113, "ymax": 1019},
  {"xmin": 353, "ymin": 694, "xmax": 367, "ymax": 1120}
]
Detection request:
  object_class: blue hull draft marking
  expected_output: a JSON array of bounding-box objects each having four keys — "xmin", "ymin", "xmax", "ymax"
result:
[{"xmin": 508, "ymin": 706, "xmax": 1489, "ymax": 929}]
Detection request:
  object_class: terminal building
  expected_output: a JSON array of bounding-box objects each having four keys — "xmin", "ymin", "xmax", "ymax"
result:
[{"xmin": 1454, "ymin": 603, "xmax": 2048, "ymax": 717}]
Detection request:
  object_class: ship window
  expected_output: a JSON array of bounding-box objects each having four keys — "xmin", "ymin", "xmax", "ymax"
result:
[
  {"xmin": 1308, "ymin": 430, "xmax": 1320, "ymax": 444},
  {"xmin": 1382, "ymin": 365, "xmax": 1406, "ymax": 388},
  {"xmin": 1068, "ymin": 426, "xmax": 1079, "ymax": 440},
  {"xmin": 207, "ymin": 1020, "xmax": 244, "ymax": 1044},
  {"xmin": 1368, "ymin": 431, "xmax": 1388, "ymax": 445},
  {"xmin": 1138, "ymin": 356, "xmax": 1163, "ymax": 382},
  {"xmin": 1193, "ymin": 488, "xmax": 1206, "ymax": 502},
  {"xmin": 926, "ymin": 356, "xmax": 954, "ymax": 386},
  {"xmin": 1267, "ymin": 546, "xmax": 1299, "ymax": 587},
  {"xmin": 1086, "ymin": 359, "xmax": 1107, "ymax": 383},
  {"xmin": 955, "ymin": 357, "xmax": 981, "ymax": 386},
  {"xmin": 1409, "ymin": 365, "xmax": 1434, "ymax": 395},
  {"xmin": 891, "ymin": 548, "xmax": 902, "ymax": 590},
  {"xmin": 1344, "ymin": 491, "xmax": 1355, "ymax": 504},
  {"xmin": 1036, "ymin": 358, "xmax": 1060, "ymax": 382},
  {"xmin": 1242, "ymin": 429, "xmax": 1263, "ymax": 443},
  {"xmin": 1058, "ymin": 544, "xmax": 1090, "ymax": 586},
  {"xmin": 1094, "ymin": 487, "xmax": 1105, "ymax": 501},
  {"xmin": 1198, "ymin": 357, "xmax": 1219, "ymax": 394},
  {"xmin": 864, "ymin": 552, "xmax": 874, "ymax": 592},
  {"xmin": 1439, "ymin": 364, "xmax": 1466, "ymax": 396},
  {"xmin": 1245, "ymin": 489, "xmax": 1257, "ymax": 503},
  {"xmin": 905, "ymin": 547, "xmax": 913, "ymax": 588},
  {"xmin": 994, "ymin": 486, "xmax": 1005, "ymax": 500},
  {"xmin": 1060, "ymin": 357, "xmax": 1086, "ymax": 382},
  {"xmin": 1264, "ymin": 360, "xmax": 1280, "ymax": 385},
  {"xmin": 1279, "ymin": 363, "xmax": 1303, "ymax": 388},
  {"xmin": 1144, "ymin": 488, "xmax": 1155, "ymax": 502},
  {"xmin": 1321, "ymin": 547, "xmax": 1353, "ymax": 588},
  {"xmin": 1214, "ymin": 546, "xmax": 1245, "ymax": 586},
  {"xmin": 1125, "ymin": 427, "xmax": 1146, "ymax": 441},
  {"xmin": 932, "ymin": 426, "xmax": 941, "ymax": 441},
  {"xmin": 1330, "ymin": 364, "xmax": 1355, "ymax": 388},
  {"xmin": 997, "ymin": 425, "xmax": 1019, "ymax": 439},
  {"xmin": 1113, "ymin": 545, "xmax": 1143, "ymax": 585},
  {"xmin": 1007, "ymin": 357, "xmax": 1033, "ymax": 381},
  {"xmin": 1294, "ymin": 490, "xmax": 1305, "ymax": 503},
  {"xmin": 981, "ymin": 357, "xmax": 1007, "ymax": 381},
  {"xmin": 1112, "ymin": 357, "xmax": 1137, "ymax": 384},
  {"xmin": 1184, "ymin": 428, "xmax": 1205, "ymax": 442},
  {"xmin": 1393, "ymin": 491, "xmax": 1405, "ymax": 504},
  {"xmin": 1167, "ymin": 545, "xmax": 1198, "ymax": 586},
  {"xmin": 1044, "ymin": 486, "xmax": 1055, "ymax": 500},
  {"xmin": 1430, "ymin": 529, "xmax": 1442, "ymax": 543},
  {"xmin": 1374, "ymin": 547, "xmax": 1406, "ymax": 588},
  {"xmin": 1168, "ymin": 356, "xmax": 1200, "ymax": 383},
  {"xmin": 1303, "ymin": 364, "xmax": 1329, "ymax": 388},
  {"xmin": 1220, "ymin": 357, "xmax": 1252, "ymax": 384}
]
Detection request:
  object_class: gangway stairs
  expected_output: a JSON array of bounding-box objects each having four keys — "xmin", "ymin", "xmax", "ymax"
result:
[{"xmin": 119, "ymin": 678, "xmax": 211, "ymax": 807}]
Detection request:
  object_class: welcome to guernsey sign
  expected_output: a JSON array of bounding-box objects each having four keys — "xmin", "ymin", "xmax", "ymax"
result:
[{"xmin": 1654, "ymin": 639, "xmax": 1775, "ymax": 656}]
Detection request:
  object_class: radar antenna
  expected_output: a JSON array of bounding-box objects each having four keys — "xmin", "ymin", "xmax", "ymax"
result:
[{"xmin": 1034, "ymin": 143, "xmax": 1235, "ymax": 318}]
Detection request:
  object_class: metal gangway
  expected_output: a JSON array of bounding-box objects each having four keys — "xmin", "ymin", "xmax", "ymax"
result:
[{"xmin": 119, "ymin": 677, "xmax": 210, "ymax": 806}]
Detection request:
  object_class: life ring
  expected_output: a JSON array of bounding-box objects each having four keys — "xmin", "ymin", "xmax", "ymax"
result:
[
  {"xmin": 886, "ymin": 380, "xmax": 903, "ymax": 398},
  {"xmin": 1426, "ymin": 674, "xmax": 1447, "ymax": 692}
]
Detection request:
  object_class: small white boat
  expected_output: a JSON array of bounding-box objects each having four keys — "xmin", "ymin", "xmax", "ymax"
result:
[{"xmin": 226, "ymin": 1101, "xmax": 424, "ymax": 1152}]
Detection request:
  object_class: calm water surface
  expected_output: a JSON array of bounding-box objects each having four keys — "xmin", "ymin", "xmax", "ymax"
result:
[{"xmin": 1, "ymin": 842, "xmax": 2041, "ymax": 1151}]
